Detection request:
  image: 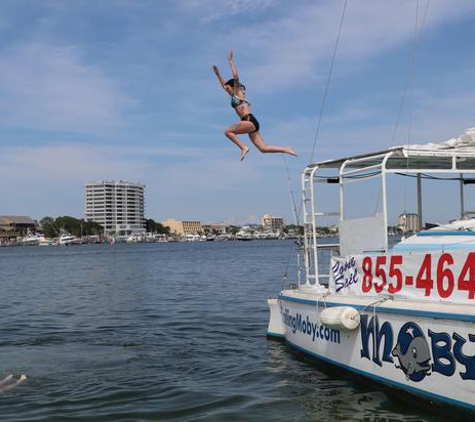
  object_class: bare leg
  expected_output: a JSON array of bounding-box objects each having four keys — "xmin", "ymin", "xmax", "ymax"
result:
[
  {"xmin": 0, "ymin": 374, "xmax": 26, "ymax": 393},
  {"xmin": 224, "ymin": 123, "xmax": 249, "ymax": 161},
  {"xmin": 249, "ymin": 131, "xmax": 297, "ymax": 157},
  {"xmin": 0, "ymin": 374, "xmax": 13, "ymax": 387}
]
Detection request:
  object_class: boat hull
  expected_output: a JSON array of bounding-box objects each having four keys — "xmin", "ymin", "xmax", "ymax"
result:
[{"xmin": 268, "ymin": 292, "xmax": 475, "ymax": 412}]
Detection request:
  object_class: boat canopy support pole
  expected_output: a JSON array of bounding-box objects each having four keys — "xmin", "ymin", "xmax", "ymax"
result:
[
  {"xmin": 460, "ymin": 173, "xmax": 465, "ymax": 219},
  {"xmin": 310, "ymin": 166, "xmax": 320, "ymax": 286},
  {"xmin": 381, "ymin": 154, "xmax": 392, "ymax": 252},
  {"xmin": 417, "ymin": 173, "xmax": 423, "ymax": 230}
]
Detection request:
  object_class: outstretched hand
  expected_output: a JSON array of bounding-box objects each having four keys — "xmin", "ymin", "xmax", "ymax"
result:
[
  {"xmin": 212, "ymin": 65, "xmax": 219, "ymax": 74},
  {"xmin": 228, "ymin": 49, "xmax": 233, "ymax": 61}
]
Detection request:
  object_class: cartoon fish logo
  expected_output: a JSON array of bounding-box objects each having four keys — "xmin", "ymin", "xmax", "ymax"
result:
[{"xmin": 392, "ymin": 322, "xmax": 431, "ymax": 382}]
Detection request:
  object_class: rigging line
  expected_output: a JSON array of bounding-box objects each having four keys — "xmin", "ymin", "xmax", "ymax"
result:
[
  {"xmin": 406, "ymin": 0, "xmax": 419, "ymax": 148},
  {"xmin": 389, "ymin": 0, "xmax": 430, "ymax": 148},
  {"xmin": 280, "ymin": 155, "xmax": 304, "ymax": 288},
  {"xmin": 281, "ymin": 1, "xmax": 347, "ymax": 288},
  {"xmin": 312, "ymin": 171, "xmax": 381, "ymax": 180},
  {"xmin": 282, "ymin": 155, "xmax": 300, "ymax": 226},
  {"xmin": 310, "ymin": 0, "xmax": 348, "ymax": 164},
  {"xmin": 374, "ymin": 0, "xmax": 430, "ymax": 216},
  {"xmin": 396, "ymin": 172, "xmax": 465, "ymax": 181},
  {"xmin": 403, "ymin": 0, "xmax": 422, "ymax": 213}
]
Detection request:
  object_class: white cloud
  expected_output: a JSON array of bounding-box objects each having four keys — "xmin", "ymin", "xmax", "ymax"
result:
[
  {"xmin": 221, "ymin": 0, "xmax": 475, "ymax": 91},
  {"xmin": 0, "ymin": 142, "xmax": 284, "ymax": 220},
  {"xmin": 0, "ymin": 43, "xmax": 135, "ymax": 134},
  {"xmin": 222, "ymin": 214, "xmax": 262, "ymax": 225},
  {"xmin": 180, "ymin": 0, "xmax": 277, "ymax": 23}
]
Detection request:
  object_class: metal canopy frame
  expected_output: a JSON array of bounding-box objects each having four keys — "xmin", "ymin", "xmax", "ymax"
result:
[{"xmin": 301, "ymin": 146, "xmax": 475, "ymax": 287}]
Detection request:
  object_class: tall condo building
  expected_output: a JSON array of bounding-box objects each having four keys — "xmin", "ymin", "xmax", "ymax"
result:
[
  {"xmin": 84, "ymin": 180, "xmax": 146, "ymax": 236},
  {"xmin": 261, "ymin": 214, "xmax": 284, "ymax": 232},
  {"xmin": 397, "ymin": 212, "xmax": 420, "ymax": 234}
]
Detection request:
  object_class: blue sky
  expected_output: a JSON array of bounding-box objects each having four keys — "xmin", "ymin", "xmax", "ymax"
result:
[{"xmin": 1, "ymin": 0, "xmax": 475, "ymax": 225}]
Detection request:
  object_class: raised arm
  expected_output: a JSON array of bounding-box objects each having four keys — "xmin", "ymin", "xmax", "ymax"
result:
[
  {"xmin": 228, "ymin": 49, "xmax": 240, "ymax": 87},
  {"xmin": 212, "ymin": 65, "xmax": 228, "ymax": 92}
]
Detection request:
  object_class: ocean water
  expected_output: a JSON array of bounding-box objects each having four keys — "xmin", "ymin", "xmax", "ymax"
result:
[{"xmin": 0, "ymin": 241, "xmax": 457, "ymax": 421}]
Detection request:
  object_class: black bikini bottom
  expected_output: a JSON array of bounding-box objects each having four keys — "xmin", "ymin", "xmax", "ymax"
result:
[{"xmin": 241, "ymin": 114, "xmax": 260, "ymax": 133}]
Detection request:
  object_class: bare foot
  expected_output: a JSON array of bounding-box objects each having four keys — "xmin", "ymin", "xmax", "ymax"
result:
[
  {"xmin": 287, "ymin": 148, "xmax": 298, "ymax": 157},
  {"xmin": 240, "ymin": 147, "xmax": 250, "ymax": 162}
]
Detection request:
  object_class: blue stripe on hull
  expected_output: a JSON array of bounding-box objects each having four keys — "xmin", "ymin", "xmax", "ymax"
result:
[
  {"xmin": 285, "ymin": 339, "xmax": 475, "ymax": 412},
  {"xmin": 266, "ymin": 331, "xmax": 285, "ymax": 339},
  {"xmin": 278, "ymin": 294, "xmax": 475, "ymax": 322}
]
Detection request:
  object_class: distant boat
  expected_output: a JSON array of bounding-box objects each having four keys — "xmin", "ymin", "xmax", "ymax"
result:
[
  {"xmin": 38, "ymin": 238, "xmax": 53, "ymax": 246},
  {"xmin": 235, "ymin": 230, "xmax": 253, "ymax": 241},
  {"xmin": 257, "ymin": 231, "xmax": 280, "ymax": 240},
  {"xmin": 183, "ymin": 234, "xmax": 201, "ymax": 242},
  {"xmin": 59, "ymin": 233, "xmax": 81, "ymax": 246},
  {"xmin": 126, "ymin": 235, "xmax": 139, "ymax": 243},
  {"xmin": 21, "ymin": 234, "xmax": 40, "ymax": 246}
]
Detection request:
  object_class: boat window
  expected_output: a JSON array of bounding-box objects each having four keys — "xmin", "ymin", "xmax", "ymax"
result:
[
  {"xmin": 387, "ymin": 156, "xmax": 453, "ymax": 170},
  {"xmin": 456, "ymin": 156, "xmax": 475, "ymax": 170}
]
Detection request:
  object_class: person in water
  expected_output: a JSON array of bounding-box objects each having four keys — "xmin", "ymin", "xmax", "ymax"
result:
[
  {"xmin": 0, "ymin": 374, "xmax": 26, "ymax": 393},
  {"xmin": 213, "ymin": 50, "xmax": 297, "ymax": 162}
]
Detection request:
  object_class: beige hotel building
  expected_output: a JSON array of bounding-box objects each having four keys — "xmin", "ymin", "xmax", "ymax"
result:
[{"xmin": 163, "ymin": 218, "xmax": 204, "ymax": 235}]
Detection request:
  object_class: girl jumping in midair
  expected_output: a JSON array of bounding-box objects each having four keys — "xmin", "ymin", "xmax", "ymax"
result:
[{"xmin": 213, "ymin": 50, "xmax": 297, "ymax": 162}]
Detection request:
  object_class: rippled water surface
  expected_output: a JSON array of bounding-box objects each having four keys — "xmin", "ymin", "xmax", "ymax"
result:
[{"xmin": 0, "ymin": 241, "xmax": 458, "ymax": 421}]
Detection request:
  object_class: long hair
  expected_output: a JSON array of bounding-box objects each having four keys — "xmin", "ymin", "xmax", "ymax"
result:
[{"xmin": 225, "ymin": 78, "xmax": 246, "ymax": 91}]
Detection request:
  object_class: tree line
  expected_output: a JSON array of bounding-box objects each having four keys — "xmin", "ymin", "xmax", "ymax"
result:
[
  {"xmin": 40, "ymin": 216, "xmax": 104, "ymax": 237},
  {"xmin": 39, "ymin": 216, "xmax": 170, "ymax": 238},
  {"xmin": 144, "ymin": 219, "xmax": 170, "ymax": 235}
]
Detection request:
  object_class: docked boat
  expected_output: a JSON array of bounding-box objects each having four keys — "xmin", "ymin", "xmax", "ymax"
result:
[
  {"xmin": 267, "ymin": 128, "xmax": 475, "ymax": 413},
  {"xmin": 235, "ymin": 229, "xmax": 253, "ymax": 241},
  {"xmin": 21, "ymin": 233, "xmax": 40, "ymax": 246},
  {"xmin": 59, "ymin": 233, "xmax": 81, "ymax": 246},
  {"xmin": 126, "ymin": 234, "xmax": 141, "ymax": 243},
  {"xmin": 182, "ymin": 233, "xmax": 202, "ymax": 242},
  {"xmin": 38, "ymin": 237, "xmax": 53, "ymax": 246}
]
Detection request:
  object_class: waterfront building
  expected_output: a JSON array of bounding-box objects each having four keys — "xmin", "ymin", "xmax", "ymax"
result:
[
  {"xmin": 205, "ymin": 223, "xmax": 228, "ymax": 234},
  {"xmin": 398, "ymin": 212, "xmax": 420, "ymax": 234},
  {"xmin": 261, "ymin": 214, "xmax": 284, "ymax": 232},
  {"xmin": 0, "ymin": 216, "xmax": 37, "ymax": 240},
  {"xmin": 84, "ymin": 180, "xmax": 145, "ymax": 237},
  {"xmin": 163, "ymin": 218, "xmax": 204, "ymax": 235}
]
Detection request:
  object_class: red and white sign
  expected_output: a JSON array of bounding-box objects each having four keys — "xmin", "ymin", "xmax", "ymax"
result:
[{"xmin": 331, "ymin": 250, "xmax": 475, "ymax": 303}]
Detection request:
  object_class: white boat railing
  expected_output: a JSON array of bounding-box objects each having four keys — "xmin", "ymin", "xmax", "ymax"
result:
[{"xmin": 302, "ymin": 146, "xmax": 475, "ymax": 287}]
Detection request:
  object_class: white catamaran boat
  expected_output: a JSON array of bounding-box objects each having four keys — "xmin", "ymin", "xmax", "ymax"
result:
[{"xmin": 268, "ymin": 128, "xmax": 475, "ymax": 413}]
